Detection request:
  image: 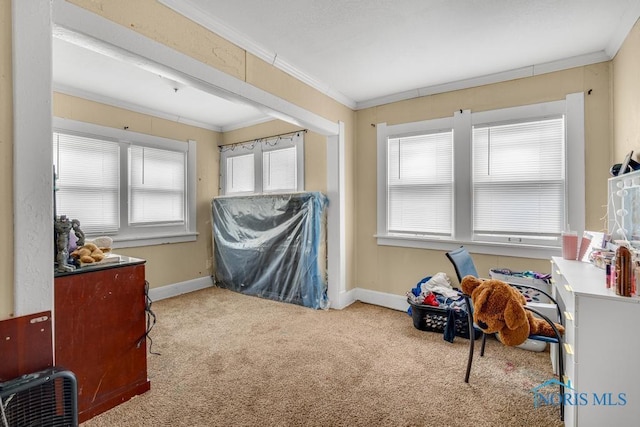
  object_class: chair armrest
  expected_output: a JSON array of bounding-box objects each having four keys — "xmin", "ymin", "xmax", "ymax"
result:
[{"xmin": 524, "ymin": 305, "xmax": 564, "ymax": 343}]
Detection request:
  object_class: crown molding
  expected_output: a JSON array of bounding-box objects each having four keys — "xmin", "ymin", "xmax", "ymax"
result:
[
  {"xmin": 356, "ymin": 50, "xmax": 611, "ymax": 110},
  {"xmin": 53, "ymin": 83, "xmax": 223, "ymax": 132}
]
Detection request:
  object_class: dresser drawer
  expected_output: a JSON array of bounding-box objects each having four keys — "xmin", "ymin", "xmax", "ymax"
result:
[
  {"xmin": 551, "ymin": 262, "xmax": 575, "ymax": 314},
  {"xmin": 563, "ymin": 351, "xmax": 575, "ymax": 387},
  {"xmin": 561, "ymin": 309, "xmax": 575, "ymax": 349}
]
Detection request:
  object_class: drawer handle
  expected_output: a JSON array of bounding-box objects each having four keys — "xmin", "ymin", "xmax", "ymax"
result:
[
  {"xmin": 564, "ymin": 311, "xmax": 573, "ymax": 321},
  {"xmin": 564, "ymin": 284, "xmax": 573, "ymax": 292},
  {"xmin": 564, "ymin": 343, "xmax": 574, "ymax": 355}
]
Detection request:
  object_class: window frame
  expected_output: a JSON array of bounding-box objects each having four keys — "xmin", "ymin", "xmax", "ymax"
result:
[
  {"xmin": 387, "ymin": 129, "xmax": 454, "ymax": 236},
  {"xmin": 377, "ymin": 116, "xmax": 455, "ymax": 237},
  {"xmin": 128, "ymin": 144, "xmax": 188, "ymax": 226},
  {"xmin": 53, "ymin": 117, "xmax": 197, "ymax": 249},
  {"xmin": 376, "ymin": 93, "xmax": 584, "ymax": 259},
  {"xmin": 53, "ymin": 130, "xmax": 121, "ymax": 234},
  {"xmin": 471, "ymin": 106, "xmax": 566, "ymax": 246},
  {"xmin": 219, "ymin": 133, "xmax": 305, "ymax": 195}
]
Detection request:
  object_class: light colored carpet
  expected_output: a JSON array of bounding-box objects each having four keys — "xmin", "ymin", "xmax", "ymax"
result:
[{"xmin": 82, "ymin": 287, "xmax": 563, "ymax": 427}]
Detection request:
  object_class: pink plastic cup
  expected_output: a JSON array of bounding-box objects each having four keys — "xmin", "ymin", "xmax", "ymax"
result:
[{"xmin": 562, "ymin": 232, "xmax": 578, "ymax": 260}]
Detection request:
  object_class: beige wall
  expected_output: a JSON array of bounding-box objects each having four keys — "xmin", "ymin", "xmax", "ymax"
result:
[
  {"xmin": 53, "ymin": 92, "xmax": 221, "ymax": 290},
  {"xmin": 613, "ymin": 18, "xmax": 640, "ymax": 162},
  {"xmin": 354, "ymin": 64, "xmax": 612, "ymax": 295},
  {"xmin": 0, "ymin": 0, "xmax": 13, "ymax": 317},
  {"xmin": 221, "ymin": 120, "xmax": 328, "ymax": 194},
  {"xmin": 66, "ymin": 0, "xmax": 246, "ymax": 81}
]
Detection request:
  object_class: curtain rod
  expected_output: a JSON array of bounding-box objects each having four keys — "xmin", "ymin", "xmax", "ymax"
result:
[{"xmin": 219, "ymin": 129, "xmax": 307, "ymax": 151}]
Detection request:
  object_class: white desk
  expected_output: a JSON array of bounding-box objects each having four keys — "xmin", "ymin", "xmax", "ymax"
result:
[{"xmin": 551, "ymin": 257, "xmax": 640, "ymax": 427}]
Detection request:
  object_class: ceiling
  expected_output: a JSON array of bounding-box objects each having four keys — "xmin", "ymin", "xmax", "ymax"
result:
[
  {"xmin": 52, "ymin": 38, "xmax": 270, "ymax": 132},
  {"xmin": 53, "ymin": 0, "xmax": 640, "ymax": 132}
]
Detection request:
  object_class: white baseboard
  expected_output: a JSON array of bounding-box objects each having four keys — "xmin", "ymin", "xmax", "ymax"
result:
[
  {"xmin": 330, "ymin": 288, "xmax": 357, "ymax": 309},
  {"xmin": 148, "ymin": 276, "xmax": 214, "ymax": 301},
  {"xmin": 327, "ymin": 287, "xmax": 408, "ymax": 312},
  {"xmin": 148, "ymin": 279, "xmax": 408, "ymax": 315},
  {"xmin": 352, "ymin": 288, "xmax": 409, "ymax": 312}
]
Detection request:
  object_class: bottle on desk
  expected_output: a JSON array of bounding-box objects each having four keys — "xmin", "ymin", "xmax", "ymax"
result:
[{"xmin": 615, "ymin": 245, "xmax": 632, "ymax": 297}]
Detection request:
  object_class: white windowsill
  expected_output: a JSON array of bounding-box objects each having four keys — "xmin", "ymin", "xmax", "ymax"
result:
[
  {"xmin": 375, "ymin": 234, "xmax": 561, "ymax": 259},
  {"xmin": 107, "ymin": 232, "xmax": 199, "ymax": 249}
]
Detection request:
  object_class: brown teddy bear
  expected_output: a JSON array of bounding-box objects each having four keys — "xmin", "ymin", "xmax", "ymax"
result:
[{"xmin": 461, "ymin": 275, "xmax": 564, "ymax": 346}]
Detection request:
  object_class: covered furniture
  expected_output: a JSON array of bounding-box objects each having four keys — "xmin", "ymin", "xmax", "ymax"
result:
[{"xmin": 212, "ymin": 192, "xmax": 328, "ymax": 309}]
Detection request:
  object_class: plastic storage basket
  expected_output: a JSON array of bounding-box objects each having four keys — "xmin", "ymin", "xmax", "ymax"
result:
[{"xmin": 407, "ymin": 298, "xmax": 481, "ymax": 339}]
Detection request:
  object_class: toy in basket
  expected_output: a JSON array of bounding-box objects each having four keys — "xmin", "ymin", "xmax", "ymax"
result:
[
  {"xmin": 489, "ymin": 269, "xmax": 552, "ymax": 303},
  {"xmin": 406, "ymin": 273, "xmax": 481, "ymax": 341}
]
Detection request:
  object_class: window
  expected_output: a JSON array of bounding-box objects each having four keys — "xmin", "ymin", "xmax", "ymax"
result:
[
  {"xmin": 376, "ymin": 93, "xmax": 584, "ymax": 258},
  {"xmin": 226, "ymin": 153, "xmax": 255, "ymax": 193},
  {"xmin": 53, "ymin": 132, "xmax": 120, "ymax": 234},
  {"xmin": 53, "ymin": 117, "xmax": 197, "ymax": 248},
  {"xmin": 129, "ymin": 146, "xmax": 186, "ymax": 225},
  {"xmin": 472, "ymin": 117, "xmax": 565, "ymax": 244},
  {"xmin": 220, "ymin": 131, "xmax": 304, "ymax": 195},
  {"xmin": 387, "ymin": 131, "xmax": 453, "ymax": 236},
  {"xmin": 262, "ymin": 146, "xmax": 297, "ymax": 192}
]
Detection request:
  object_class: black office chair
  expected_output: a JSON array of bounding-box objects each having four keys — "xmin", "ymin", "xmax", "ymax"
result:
[{"xmin": 445, "ymin": 246, "xmax": 565, "ymax": 421}]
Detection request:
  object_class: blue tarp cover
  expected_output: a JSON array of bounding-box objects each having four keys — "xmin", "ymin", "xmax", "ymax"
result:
[{"xmin": 212, "ymin": 192, "xmax": 329, "ymax": 309}]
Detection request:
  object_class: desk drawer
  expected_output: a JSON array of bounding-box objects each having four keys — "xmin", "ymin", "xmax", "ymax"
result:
[
  {"xmin": 563, "ymin": 352, "xmax": 575, "ymax": 387},
  {"xmin": 551, "ymin": 262, "xmax": 575, "ymax": 314},
  {"xmin": 562, "ymin": 310, "xmax": 575, "ymax": 348}
]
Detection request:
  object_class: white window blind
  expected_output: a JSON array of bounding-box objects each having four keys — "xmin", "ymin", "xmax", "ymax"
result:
[
  {"xmin": 220, "ymin": 131, "xmax": 304, "ymax": 195},
  {"xmin": 226, "ymin": 153, "xmax": 255, "ymax": 194},
  {"xmin": 472, "ymin": 117, "xmax": 565, "ymax": 239},
  {"xmin": 129, "ymin": 145, "xmax": 185, "ymax": 225},
  {"xmin": 263, "ymin": 146, "xmax": 297, "ymax": 192},
  {"xmin": 53, "ymin": 132, "xmax": 120, "ymax": 234},
  {"xmin": 387, "ymin": 131, "xmax": 453, "ymax": 235}
]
